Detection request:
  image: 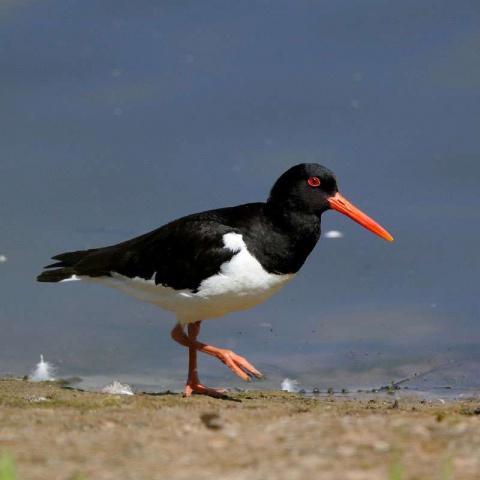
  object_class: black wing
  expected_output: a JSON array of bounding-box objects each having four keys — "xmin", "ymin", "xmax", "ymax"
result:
[{"xmin": 37, "ymin": 215, "xmax": 240, "ymax": 292}]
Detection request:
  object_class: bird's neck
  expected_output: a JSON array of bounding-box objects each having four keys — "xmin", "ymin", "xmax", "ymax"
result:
[
  {"xmin": 266, "ymin": 202, "xmax": 321, "ymax": 235},
  {"xmin": 253, "ymin": 203, "xmax": 321, "ymax": 275}
]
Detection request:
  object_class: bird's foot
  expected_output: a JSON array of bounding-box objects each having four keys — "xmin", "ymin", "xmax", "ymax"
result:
[
  {"xmin": 183, "ymin": 382, "xmax": 229, "ymax": 399},
  {"xmin": 213, "ymin": 349, "xmax": 265, "ymax": 382}
]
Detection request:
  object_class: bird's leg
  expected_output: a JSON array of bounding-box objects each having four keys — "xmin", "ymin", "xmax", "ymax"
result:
[
  {"xmin": 171, "ymin": 323, "xmax": 265, "ymax": 383},
  {"xmin": 172, "ymin": 322, "xmax": 229, "ymax": 398},
  {"xmin": 186, "ymin": 322, "xmax": 201, "ymax": 386}
]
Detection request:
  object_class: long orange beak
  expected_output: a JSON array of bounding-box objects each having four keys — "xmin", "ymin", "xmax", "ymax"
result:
[{"xmin": 327, "ymin": 192, "xmax": 393, "ymax": 242}]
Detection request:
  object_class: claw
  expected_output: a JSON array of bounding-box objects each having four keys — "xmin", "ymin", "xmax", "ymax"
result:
[{"xmin": 238, "ymin": 365, "xmax": 253, "ymax": 378}]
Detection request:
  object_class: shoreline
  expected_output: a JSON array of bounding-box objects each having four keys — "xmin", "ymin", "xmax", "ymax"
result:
[{"xmin": 1, "ymin": 378, "xmax": 479, "ymax": 479}]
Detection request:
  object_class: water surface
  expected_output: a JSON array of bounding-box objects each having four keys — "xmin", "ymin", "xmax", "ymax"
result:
[{"xmin": 1, "ymin": 1, "xmax": 479, "ymax": 395}]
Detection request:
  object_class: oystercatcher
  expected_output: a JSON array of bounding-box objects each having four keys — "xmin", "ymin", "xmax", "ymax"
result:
[{"xmin": 37, "ymin": 164, "xmax": 393, "ymax": 397}]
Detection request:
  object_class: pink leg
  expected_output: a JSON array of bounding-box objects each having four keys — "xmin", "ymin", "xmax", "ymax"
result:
[
  {"xmin": 171, "ymin": 323, "xmax": 265, "ymax": 385},
  {"xmin": 176, "ymin": 321, "xmax": 229, "ymax": 398}
]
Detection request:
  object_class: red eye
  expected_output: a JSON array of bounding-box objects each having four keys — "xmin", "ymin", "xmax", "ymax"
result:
[{"xmin": 307, "ymin": 177, "xmax": 321, "ymax": 187}]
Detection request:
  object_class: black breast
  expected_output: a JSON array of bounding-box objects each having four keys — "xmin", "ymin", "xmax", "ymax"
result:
[{"xmin": 208, "ymin": 203, "xmax": 321, "ymax": 275}]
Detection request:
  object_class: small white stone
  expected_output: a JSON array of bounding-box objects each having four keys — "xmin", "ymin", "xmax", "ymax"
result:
[
  {"xmin": 324, "ymin": 230, "xmax": 344, "ymax": 239},
  {"xmin": 102, "ymin": 381, "xmax": 134, "ymax": 395},
  {"xmin": 26, "ymin": 396, "xmax": 49, "ymax": 403},
  {"xmin": 281, "ymin": 378, "xmax": 298, "ymax": 393},
  {"xmin": 30, "ymin": 355, "xmax": 56, "ymax": 382}
]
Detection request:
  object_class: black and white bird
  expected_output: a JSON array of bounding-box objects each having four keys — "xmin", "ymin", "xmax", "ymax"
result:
[{"xmin": 37, "ymin": 163, "xmax": 393, "ymax": 397}]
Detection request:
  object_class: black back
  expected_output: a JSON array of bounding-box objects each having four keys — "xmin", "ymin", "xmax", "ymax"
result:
[{"xmin": 37, "ymin": 163, "xmax": 338, "ymax": 291}]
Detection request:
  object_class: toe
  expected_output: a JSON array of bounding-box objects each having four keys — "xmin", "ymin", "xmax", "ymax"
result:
[
  {"xmin": 184, "ymin": 382, "xmax": 230, "ymax": 399},
  {"xmin": 231, "ymin": 353, "xmax": 265, "ymax": 379}
]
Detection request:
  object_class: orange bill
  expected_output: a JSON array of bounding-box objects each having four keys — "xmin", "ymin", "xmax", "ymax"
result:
[{"xmin": 327, "ymin": 192, "xmax": 393, "ymax": 242}]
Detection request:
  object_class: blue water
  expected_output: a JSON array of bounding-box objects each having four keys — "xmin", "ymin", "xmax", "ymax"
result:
[{"xmin": 1, "ymin": 1, "xmax": 479, "ymax": 396}]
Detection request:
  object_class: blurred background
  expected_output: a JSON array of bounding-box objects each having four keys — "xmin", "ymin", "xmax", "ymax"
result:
[{"xmin": 1, "ymin": 0, "xmax": 479, "ymax": 394}]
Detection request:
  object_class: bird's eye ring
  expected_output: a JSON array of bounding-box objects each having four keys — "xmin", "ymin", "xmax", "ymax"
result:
[{"xmin": 307, "ymin": 177, "xmax": 321, "ymax": 187}]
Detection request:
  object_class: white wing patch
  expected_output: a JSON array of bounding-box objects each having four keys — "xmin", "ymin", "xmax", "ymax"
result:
[
  {"xmin": 197, "ymin": 233, "xmax": 291, "ymax": 299},
  {"xmin": 222, "ymin": 232, "xmax": 244, "ymax": 252},
  {"xmin": 80, "ymin": 232, "xmax": 294, "ymax": 325}
]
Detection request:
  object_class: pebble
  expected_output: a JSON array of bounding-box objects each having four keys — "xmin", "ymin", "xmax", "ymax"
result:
[{"xmin": 200, "ymin": 412, "xmax": 223, "ymax": 430}]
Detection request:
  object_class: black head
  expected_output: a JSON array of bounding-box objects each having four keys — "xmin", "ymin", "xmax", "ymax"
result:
[
  {"xmin": 267, "ymin": 163, "xmax": 338, "ymax": 216},
  {"xmin": 268, "ymin": 163, "xmax": 394, "ymax": 241}
]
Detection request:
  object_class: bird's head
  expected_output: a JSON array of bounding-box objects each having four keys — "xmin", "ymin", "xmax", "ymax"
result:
[{"xmin": 268, "ymin": 163, "xmax": 393, "ymax": 242}]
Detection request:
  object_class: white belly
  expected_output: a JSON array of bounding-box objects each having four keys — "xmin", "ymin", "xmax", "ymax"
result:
[{"xmin": 84, "ymin": 233, "xmax": 294, "ymax": 325}]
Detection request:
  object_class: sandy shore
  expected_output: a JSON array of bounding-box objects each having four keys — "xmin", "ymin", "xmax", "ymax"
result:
[{"xmin": 0, "ymin": 378, "xmax": 479, "ymax": 480}]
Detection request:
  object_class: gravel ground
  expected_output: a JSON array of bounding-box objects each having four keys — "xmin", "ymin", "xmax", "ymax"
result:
[{"xmin": 0, "ymin": 378, "xmax": 479, "ymax": 480}]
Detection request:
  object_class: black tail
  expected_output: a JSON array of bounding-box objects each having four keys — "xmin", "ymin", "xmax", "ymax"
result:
[
  {"xmin": 36, "ymin": 249, "xmax": 97, "ymax": 283},
  {"xmin": 37, "ymin": 228, "xmax": 154, "ymax": 283},
  {"xmin": 36, "ymin": 267, "xmax": 80, "ymax": 283}
]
